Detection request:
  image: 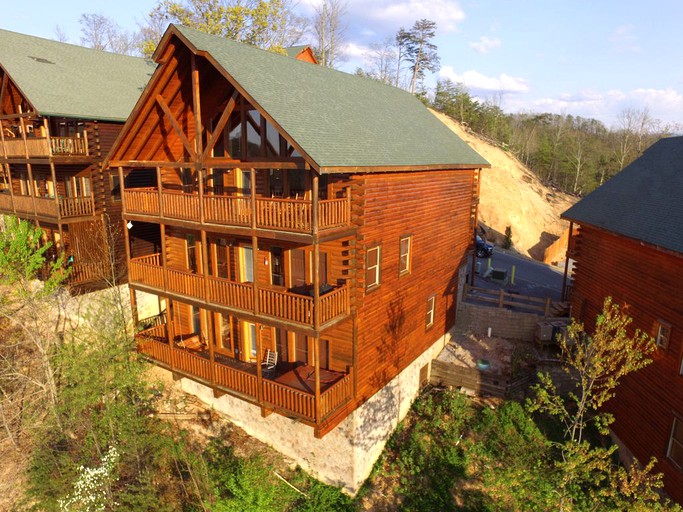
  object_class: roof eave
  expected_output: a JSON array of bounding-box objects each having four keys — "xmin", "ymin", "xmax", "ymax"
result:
[{"xmin": 318, "ymin": 162, "xmax": 491, "ymax": 174}]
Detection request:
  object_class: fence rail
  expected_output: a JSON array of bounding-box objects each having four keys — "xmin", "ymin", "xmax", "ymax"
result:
[{"xmin": 464, "ymin": 284, "xmax": 559, "ymax": 316}]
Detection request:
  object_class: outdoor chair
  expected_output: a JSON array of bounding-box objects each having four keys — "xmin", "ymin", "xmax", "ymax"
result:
[{"xmin": 261, "ymin": 349, "xmax": 278, "ymax": 374}]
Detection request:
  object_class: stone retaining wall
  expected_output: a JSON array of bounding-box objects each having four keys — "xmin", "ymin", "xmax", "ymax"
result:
[
  {"xmin": 179, "ymin": 332, "xmax": 451, "ymax": 495},
  {"xmin": 456, "ymin": 301, "xmax": 542, "ymax": 341}
]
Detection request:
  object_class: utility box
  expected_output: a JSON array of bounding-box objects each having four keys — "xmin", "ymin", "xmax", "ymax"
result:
[{"xmin": 536, "ymin": 321, "xmax": 554, "ymax": 341}]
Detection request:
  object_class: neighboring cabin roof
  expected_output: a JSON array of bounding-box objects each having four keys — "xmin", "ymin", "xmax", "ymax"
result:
[
  {"xmin": 0, "ymin": 29, "xmax": 155, "ymax": 122},
  {"xmin": 284, "ymin": 45, "xmax": 311, "ymax": 58},
  {"xmin": 172, "ymin": 25, "xmax": 489, "ymax": 171},
  {"xmin": 562, "ymin": 136, "xmax": 683, "ymax": 255}
]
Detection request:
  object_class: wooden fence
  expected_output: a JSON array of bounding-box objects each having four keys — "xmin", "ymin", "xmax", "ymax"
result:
[
  {"xmin": 430, "ymin": 360, "xmax": 533, "ymax": 399},
  {"xmin": 464, "ymin": 284, "xmax": 564, "ymax": 317}
]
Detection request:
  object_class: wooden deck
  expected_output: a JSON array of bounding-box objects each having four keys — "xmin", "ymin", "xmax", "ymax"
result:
[
  {"xmin": 136, "ymin": 326, "xmax": 353, "ymax": 424},
  {"xmin": 129, "ymin": 253, "xmax": 349, "ymax": 328},
  {"xmin": 124, "ymin": 188, "xmax": 351, "ymax": 234},
  {"xmin": 2, "ymin": 135, "xmax": 89, "ymax": 158},
  {"xmin": 0, "ymin": 193, "xmax": 95, "ymax": 219}
]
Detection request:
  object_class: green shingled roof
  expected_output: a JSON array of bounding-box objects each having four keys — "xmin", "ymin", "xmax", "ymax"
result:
[
  {"xmin": 562, "ymin": 136, "xmax": 683, "ymax": 254},
  {"xmin": 173, "ymin": 25, "xmax": 489, "ymax": 171},
  {"xmin": 0, "ymin": 29, "xmax": 155, "ymax": 122}
]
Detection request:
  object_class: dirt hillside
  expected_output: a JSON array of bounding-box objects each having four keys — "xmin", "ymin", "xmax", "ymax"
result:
[{"xmin": 431, "ymin": 110, "xmax": 577, "ymax": 260}]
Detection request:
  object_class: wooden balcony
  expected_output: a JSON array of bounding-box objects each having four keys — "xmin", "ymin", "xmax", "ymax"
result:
[
  {"xmin": 136, "ymin": 326, "xmax": 353, "ymax": 425},
  {"xmin": 0, "ymin": 194, "xmax": 95, "ymax": 219},
  {"xmin": 124, "ymin": 189, "xmax": 351, "ymax": 234},
  {"xmin": 2, "ymin": 135, "xmax": 88, "ymax": 158},
  {"xmin": 129, "ymin": 254, "xmax": 349, "ymax": 328}
]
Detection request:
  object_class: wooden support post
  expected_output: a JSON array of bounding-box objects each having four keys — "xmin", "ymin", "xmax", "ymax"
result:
[
  {"xmin": 498, "ymin": 288, "xmax": 505, "ymax": 308},
  {"xmin": 49, "ymin": 162, "xmax": 60, "ymax": 218},
  {"xmin": 44, "ymin": 118, "xmax": 52, "ymax": 157},
  {"xmin": 544, "ymin": 297, "xmax": 551, "ymax": 318},
  {"xmin": 167, "ymin": 300, "xmax": 176, "ymax": 372},
  {"xmin": 200, "ymin": 229, "xmax": 210, "ymax": 304},
  {"xmin": 118, "ymin": 167, "xmax": 126, "ymax": 215},
  {"xmin": 256, "ymin": 322, "xmax": 263, "ymax": 406},
  {"xmin": 156, "ymin": 166, "xmax": 162, "ymax": 217},
  {"xmin": 312, "ymin": 174, "xmax": 320, "ymax": 331},
  {"xmin": 198, "ymin": 167, "xmax": 205, "ymax": 225},
  {"xmin": 561, "ymin": 221, "xmax": 573, "ymax": 302},
  {"xmin": 160, "ymin": 223, "xmax": 169, "ymax": 293},
  {"xmin": 122, "ymin": 217, "xmax": 132, "ymax": 277},
  {"xmin": 191, "ymin": 54, "xmax": 203, "ymax": 157},
  {"xmin": 250, "ymin": 168, "xmax": 259, "ymax": 317},
  {"xmin": 5, "ymin": 163, "xmax": 15, "ymax": 213},
  {"xmin": 207, "ymin": 311, "xmax": 216, "ymax": 390},
  {"xmin": 314, "ymin": 335, "xmax": 321, "ymax": 426}
]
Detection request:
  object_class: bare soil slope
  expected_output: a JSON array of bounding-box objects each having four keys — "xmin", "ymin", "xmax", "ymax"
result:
[{"xmin": 432, "ymin": 110, "xmax": 577, "ymax": 260}]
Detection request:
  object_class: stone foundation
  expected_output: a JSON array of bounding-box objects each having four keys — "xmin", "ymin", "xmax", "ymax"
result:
[{"xmin": 179, "ymin": 331, "xmax": 451, "ymax": 494}]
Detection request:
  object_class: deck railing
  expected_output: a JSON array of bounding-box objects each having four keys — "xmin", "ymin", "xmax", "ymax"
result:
[
  {"xmin": 59, "ymin": 196, "xmax": 94, "ymax": 217},
  {"xmin": 70, "ymin": 262, "xmax": 107, "ymax": 284},
  {"xmin": 0, "ymin": 194, "xmax": 93, "ymax": 218},
  {"xmin": 259, "ymin": 288, "xmax": 313, "ymax": 325},
  {"xmin": 123, "ymin": 189, "xmax": 351, "ymax": 234},
  {"xmin": 50, "ymin": 136, "xmax": 88, "ymax": 156},
  {"xmin": 262, "ymin": 378, "xmax": 316, "ymax": 422},
  {"xmin": 0, "ymin": 193, "xmax": 12, "ymax": 212},
  {"xmin": 125, "ymin": 188, "xmax": 160, "ymax": 215},
  {"xmin": 129, "ymin": 257, "xmax": 348, "ymax": 326},
  {"xmin": 135, "ymin": 332, "xmax": 352, "ymax": 425},
  {"xmin": 162, "ymin": 192, "xmax": 199, "ymax": 220},
  {"xmin": 320, "ymin": 369, "xmax": 353, "ymax": 419},
  {"xmin": 203, "ymin": 195, "xmax": 251, "ymax": 225},
  {"xmin": 2, "ymin": 135, "xmax": 88, "ymax": 158}
]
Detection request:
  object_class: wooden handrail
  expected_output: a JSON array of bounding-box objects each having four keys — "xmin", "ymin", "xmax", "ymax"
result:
[{"xmin": 262, "ymin": 378, "xmax": 316, "ymax": 422}]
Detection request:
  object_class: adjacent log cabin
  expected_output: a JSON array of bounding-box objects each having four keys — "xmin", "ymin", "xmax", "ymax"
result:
[
  {"xmin": 0, "ymin": 29, "xmax": 155, "ymax": 287},
  {"xmin": 108, "ymin": 23, "xmax": 488, "ymax": 462},
  {"xmin": 562, "ymin": 137, "xmax": 683, "ymax": 504}
]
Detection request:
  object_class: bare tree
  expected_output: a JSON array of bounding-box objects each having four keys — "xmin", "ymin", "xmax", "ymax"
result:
[
  {"xmin": 361, "ymin": 38, "xmax": 397, "ymax": 85},
  {"xmin": 311, "ymin": 0, "xmax": 348, "ymax": 68},
  {"xmin": 394, "ymin": 27, "xmax": 411, "ymax": 88},
  {"xmin": 53, "ymin": 25, "xmax": 69, "ymax": 43},
  {"xmin": 79, "ymin": 13, "xmax": 141, "ymax": 56}
]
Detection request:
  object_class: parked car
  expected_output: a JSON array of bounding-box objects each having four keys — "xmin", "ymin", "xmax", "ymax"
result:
[{"xmin": 476, "ymin": 235, "xmax": 494, "ymax": 258}]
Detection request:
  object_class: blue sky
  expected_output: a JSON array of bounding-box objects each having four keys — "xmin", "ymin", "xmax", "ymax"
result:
[{"xmin": 4, "ymin": 0, "xmax": 683, "ymax": 128}]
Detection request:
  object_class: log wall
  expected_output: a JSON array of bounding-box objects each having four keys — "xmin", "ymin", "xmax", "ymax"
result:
[{"xmin": 571, "ymin": 224, "xmax": 683, "ymax": 503}]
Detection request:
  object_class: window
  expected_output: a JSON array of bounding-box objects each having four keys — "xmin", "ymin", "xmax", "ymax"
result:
[
  {"xmin": 110, "ymin": 174, "xmax": 121, "ymax": 202},
  {"xmin": 366, "ymin": 245, "xmax": 381, "ymax": 290},
  {"xmin": 186, "ymin": 234, "xmax": 198, "ymax": 273},
  {"xmin": 656, "ymin": 320, "xmax": 671, "ymax": 350},
  {"xmin": 399, "ymin": 235, "xmax": 412, "ymax": 275},
  {"xmin": 240, "ymin": 245, "xmax": 254, "ymax": 283},
  {"xmin": 668, "ymin": 418, "xmax": 683, "ymax": 469},
  {"xmin": 270, "ymin": 247, "xmax": 284, "ymax": 286},
  {"xmin": 425, "ymin": 296, "xmax": 435, "ymax": 328}
]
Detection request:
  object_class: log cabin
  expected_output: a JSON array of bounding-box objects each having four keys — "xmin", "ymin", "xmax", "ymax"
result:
[
  {"xmin": 107, "ymin": 24, "xmax": 489, "ymax": 492},
  {"xmin": 0, "ymin": 29, "xmax": 156, "ymax": 287},
  {"xmin": 562, "ymin": 136, "xmax": 683, "ymax": 504}
]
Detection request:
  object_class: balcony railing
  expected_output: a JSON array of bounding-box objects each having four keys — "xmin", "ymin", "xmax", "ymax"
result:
[
  {"xmin": 0, "ymin": 193, "xmax": 94, "ymax": 219},
  {"xmin": 129, "ymin": 254, "xmax": 348, "ymax": 328},
  {"xmin": 2, "ymin": 135, "xmax": 88, "ymax": 158},
  {"xmin": 124, "ymin": 189, "xmax": 351, "ymax": 234},
  {"xmin": 135, "ymin": 331, "xmax": 353, "ymax": 425}
]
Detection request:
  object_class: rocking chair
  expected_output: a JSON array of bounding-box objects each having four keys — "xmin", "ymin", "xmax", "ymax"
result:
[{"xmin": 261, "ymin": 349, "xmax": 278, "ymax": 374}]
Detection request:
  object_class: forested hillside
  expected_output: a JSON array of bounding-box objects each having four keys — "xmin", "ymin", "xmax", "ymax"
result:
[{"xmin": 432, "ymin": 79, "xmax": 675, "ymax": 197}]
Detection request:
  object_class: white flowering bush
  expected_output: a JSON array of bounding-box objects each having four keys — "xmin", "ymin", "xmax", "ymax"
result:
[{"xmin": 58, "ymin": 446, "xmax": 120, "ymax": 511}]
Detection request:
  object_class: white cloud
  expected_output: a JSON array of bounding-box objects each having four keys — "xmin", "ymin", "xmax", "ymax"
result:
[
  {"xmin": 439, "ymin": 66, "xmax": 529, "ymax": 93},
  {"xmin": 344, "ymin": 42, "xmax": 371, "ymax": 59},
  {"xmin": 608, "ymin": 24, "xmax": 641, "ymax": 53},
  {"xmin": 362, "ymin": 0, "xmax": 465, "ymax": 31},
  {"xmin": 469, "ymin": 36, "xmax": 501, "ymax": 54},
  {"xmin": 529, "ymin": 87, "xmax": 683, "ymax": 127}
]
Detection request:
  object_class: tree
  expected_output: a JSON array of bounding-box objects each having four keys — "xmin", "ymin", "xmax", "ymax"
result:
[
  {"xmin": 526, "ymin": 297, "xmax": 673, "ymax": 510},
  {"xmin": 404, "ymin": 19, "xmax": 440, "ymax": 94},
  {"xmin": 359, "ymin": 38, "xmax": 397, "ymax": 85},
  {"xmin": 79, "ymin": 13, "xmax": 141, "ymax": 56},
  {"xmin": 311, "ymin": 0, "xmax": 348, "ymax": 68},
  {"xmin": 141, "ymin": 0, "xmax": 306, "ymax": 56},
  {"xmin": 394, "ymin": 27, "xmax": 411, "ymax": 88}
]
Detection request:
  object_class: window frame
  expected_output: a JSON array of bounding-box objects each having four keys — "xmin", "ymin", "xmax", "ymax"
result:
[
  {"xmin": 110, "ymin": 173, "xmax": 121, "ymax": 202},
  {"xmin": 667, "ymin": 417, "xmax": 683, "ymax": 470},
  {"xmin": 425, "ymin": 295, "xmax": 436, "ymax": 329},
  {"xmin": 398, "ymin": 234, "xmax": 412, "ymax": 276},
  {"xmin": 365, "ymin": 244, "xmax": 382, "ymax": 291},
  {"xmin": 656, "ymin": 319, "xmax": 672, "ymax": 350}
]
